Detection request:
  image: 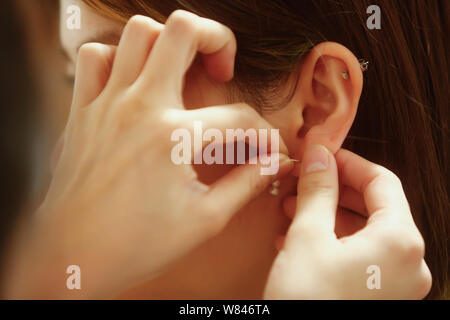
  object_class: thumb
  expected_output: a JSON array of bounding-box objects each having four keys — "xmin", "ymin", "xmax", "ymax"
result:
[
  {"xmin": 202, "ymin": 153, "xmax": 294, "ymax": 226},
  {"xmin": 288, "ymin": 145, "xmax": 339, "ymax": 243}
]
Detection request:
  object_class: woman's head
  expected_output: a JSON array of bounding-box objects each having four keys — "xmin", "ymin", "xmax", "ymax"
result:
[{"xmin": 59, "ymin": 0, "xmax": 449, "ymax": 298}]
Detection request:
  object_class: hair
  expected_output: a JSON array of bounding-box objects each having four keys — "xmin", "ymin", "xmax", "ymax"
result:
[{"xmin": 82, "ymin": 0, "xmax": 449, "ymax": 299}]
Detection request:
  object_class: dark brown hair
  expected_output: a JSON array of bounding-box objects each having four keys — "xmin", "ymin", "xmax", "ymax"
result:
[{"xmin": 83, "ymin": 0, "xmax": 449, "ymax": 299}]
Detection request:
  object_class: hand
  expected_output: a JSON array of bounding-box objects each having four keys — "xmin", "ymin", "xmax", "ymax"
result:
[
  {"xmin": 8, "ymin": 12, "xmax": 292, "ymax": 298},
  {"xmin": 264, "ymin": 145, "xmax": 432, "ymax": 299}
]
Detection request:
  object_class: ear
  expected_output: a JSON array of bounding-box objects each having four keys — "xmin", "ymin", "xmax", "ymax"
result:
[{"xmin": 270, "ymin": 42, "xmax": 363, "ymax": 160}]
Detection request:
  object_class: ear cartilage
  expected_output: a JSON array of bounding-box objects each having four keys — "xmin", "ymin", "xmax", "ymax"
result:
[{"xmin": 342, "ymin": 59, "xmax": 368, "ymax": 79}]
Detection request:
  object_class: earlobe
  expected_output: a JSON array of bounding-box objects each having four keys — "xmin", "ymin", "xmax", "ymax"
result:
[{"xmin": 294, "ymin": 42, "xmax": 363, "ymax": 156}]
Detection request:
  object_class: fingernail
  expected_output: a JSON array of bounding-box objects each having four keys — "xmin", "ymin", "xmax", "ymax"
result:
[{"xmin": 301, "ymin": 145, "xmax": 329, "ymax": 175}]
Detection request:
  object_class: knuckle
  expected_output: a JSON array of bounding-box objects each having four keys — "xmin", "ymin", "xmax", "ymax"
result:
[
  {"xmin": 127, "ymin": 15, "xmax": 148, "ymax": 29},
  {"xmin": 78, "ymin": 42, "xmax": 101, "ymax": 59},
  {"xmin": 127, "ymin": 15, "xmax": 162, "ymax": 35},
  {"xmin": 416, "ymin": 268, "xmax": 433, "ymax": 299},
  {"xmin": 166, "ymin": 10, "xmax": 199, "ymax": 35},
  {"xmin": 377, "ymin": 227, "xmax": 398, "ymax": 247},
  {"xmin": 374, "ymin": 165, "xmax": 402, "ymax": 187},
  {"xmin": 77, "ymin": 43, "xmax": 112, "ymax": 73},
  {"xmin": 385, "ymin": 170, "xmax": 402, "ymax": 188},
  {"xmin": 404, "ymin": 240, "xmax": 426, "ymax": 263},
  {"xmin": 399, "ymin": 231, "xmax": 425, "ymax": 262},
  {"xmin": 128, "ymin": 15, "xmax": 151, "ymax": 28},
  {"xmin": 151, "ymin": 114, "xmax": 182, "ymax": 144},
  {"xmin": 232, "ymin": 102, "xmax": 252, "ymax": 112},
  {"xmin": 406, "ymin": 236, "xmax": 425, "ymax": 262},
  {"xmin": 232, "ymin": 103, "xmax": 258, "ymax": 121},
  {"xmin": 160, "ymin": 109, "xmax": 185, "ymax": 130},
  {"xmin": 409, "ymin": 234, "xmax": 426, "ymax": 257},
  {"xmin": 371, "ymin": 163, "xmax": 391, "ymax": 176},
  {"xmin": 380, "ymin": 227, "xmax": 425, "ymax": 262}
]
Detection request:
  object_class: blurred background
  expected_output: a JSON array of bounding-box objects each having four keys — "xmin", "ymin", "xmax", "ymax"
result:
[
  {"xmin": 1, "ymin": 0, "xmax": 72, "ymax": 203},
  {"xmin": 0, "ymin": 0, "xmax": 71, "ymax": 264},
  {"xmin": 14, "ymin": 0, "xmax": 73, "ymax": 199}
]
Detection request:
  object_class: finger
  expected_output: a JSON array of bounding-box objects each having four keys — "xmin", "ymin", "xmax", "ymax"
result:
[
  {"xmin": 138, "ymin": 10, "xmax": 236, "ymax": 102},
  {"xmin": 283, "ymin": 187, "xmax": 368, "ymax": 221},
  {"xmin": 72, "ymin": 43, "xmax": 116, "ymax": 110},
  {"xmin": 201, "ymin": 154, "xmax": 294, "ymax": 230},
  {"xmin": 108, "ymin": 15, "xmax": 163, "ymax": 89},
  {"xmin": 336, "ymin": 149, "xmax": 412, "ymax": 223},
  {"xmin": 185, "ymin": 103, "xmax": 288, "ymax": 155},
  {"xmin": 287, "ymin": 145, "xmax": 338, "ymax": 245},
  {"xmin": 282, "ymin": 196, "xmax": 296, "ymax": 219},
  {"xmin": 283, "ymin": 194, "xmax": 367, "ymax": 238},
  {"xmin": 414, "ymin": 260, "xmax": 432, "ymax": 299}
]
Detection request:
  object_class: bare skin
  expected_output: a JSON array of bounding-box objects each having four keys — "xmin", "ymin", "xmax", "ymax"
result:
[{"xmin": 20, "ymin": 0, "xmax": 428, "ymax": 299}]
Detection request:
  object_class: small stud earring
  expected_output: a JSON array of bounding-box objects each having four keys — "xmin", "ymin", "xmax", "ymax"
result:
[
  {"xmin": 341, "ymin": 70, "xmax": 349, "ymax": 79},
  {"xmin": 269, "ymin": 180, "xmax": 280, "ymax": 196}
]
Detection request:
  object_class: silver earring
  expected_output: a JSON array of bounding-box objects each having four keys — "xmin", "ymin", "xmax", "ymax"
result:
[
  {"xmin": 359, "ymin": 59, "xmax": 369, "ymax": 72},
  {"xmin": 269, "ymin": 180, "xmax": 280, "ymax": 196},
  {"xmin": 342, "ymin": 59, "xmax": 368, "ymax": 80}
]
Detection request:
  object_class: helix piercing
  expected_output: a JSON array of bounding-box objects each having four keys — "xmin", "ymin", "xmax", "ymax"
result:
[
  {"xmin": 359, "ymin": 59, "xmax": 369, "ymax": 72},
  {"xmin": 342, "ymin": 59, "xmax": 369, "ymax": 79}
]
